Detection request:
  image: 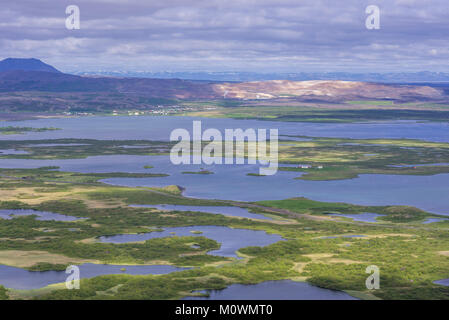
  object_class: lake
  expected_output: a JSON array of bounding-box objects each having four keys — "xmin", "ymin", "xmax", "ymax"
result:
[
  {"xmin": 434, "ymin": 279, "xmax": 449, "ymax": 286},
  {"xmin": 99, "ymin": 225, "xmax": 285, "ymax": 258},
  {"xmin": 0, "ymin": 149, "xmax": 29, "ymax": 155},
  {"xmin": 328, "ymin": 212, "xmax": 385, "ymax": 223},
  {"xmin": 129, "ymin": 204, "xmax": 272, "ymax": 220},
  {"xmin": 0, "ymin": 116, "xmax": 449, "ymax": 142},
  {"xmin": 0, "ymin": 155, "xmax": 447, "ymax": 215},
  {"xmin": 183, "ymin": 280, "xmax": 358, "ymax": 300},
  {"xmin": 0, "ymin": 263, "xmax": 187, "ymax": 290},
  {"xmin": 422, "ymin": 218, "xmax": 448, "ymax": 224},
  {"xmin": 0, "ymin": 209, "xmax": 85, "ymax": 221}
]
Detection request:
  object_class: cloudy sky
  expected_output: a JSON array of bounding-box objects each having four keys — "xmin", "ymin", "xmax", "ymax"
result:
[{"xmin": 0, "ymin": 0, "xmax": 448, "ymax": 73}]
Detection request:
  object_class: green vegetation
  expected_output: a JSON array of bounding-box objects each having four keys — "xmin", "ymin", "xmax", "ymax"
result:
[
  {"xmin": 0, "ymin": 286, "xmax": 8, "ymax": 300},
  {"xmin": 181, "ymin": 170, "xmax": 214, "ymax": 175},
  {"xmin": 257, "ymin": 197, "xmax": 439, "ymax": 223},
  {"xmin": 347, "ymin": 100, "xmax": 395, "ymax": 106},
  {"xmin": 0, "ymin": 127, "xmax": 60, "ymax": 135},
  {"xmin": 27, "ymin": 262, "xmax": 70, "ymax": 272},
  {"xmin": 0, "ymin": 139, "xmax": 174, "ymax": 160},
  {"xmin": 275, "ymin": 136, "xmax": 449, "ymax": 180},
  {"xmin": 183, "ymin": 105, "xmax": 449, "ymax": 123}
]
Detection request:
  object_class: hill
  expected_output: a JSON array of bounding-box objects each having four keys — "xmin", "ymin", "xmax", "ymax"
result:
[
  {"xmin": 0, "ymin": 58, "xmax": 447, "ymax": 114},
  {"xmin": 212, "ymin": 80, "xmax": 444, "ymax": 101},
  {"xmin": 0, "ymin": 58, "xmax": 61, "ymax": 73}
]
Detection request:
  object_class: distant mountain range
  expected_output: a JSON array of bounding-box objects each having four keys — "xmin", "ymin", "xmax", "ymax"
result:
[
  {"xmin": 72, "ymin": 70, "xmax": 449, "ymax": 83},
  {"xmin": 3, "ymin": 58, "xmax": 449, "ymax": 83},
  {"xmin": 0, "ymin": 58, "xmax": 447, "ymax": 114},
  {"xmin": 0, "ymin": 58, "xmax": 60, "ymax": 73}
]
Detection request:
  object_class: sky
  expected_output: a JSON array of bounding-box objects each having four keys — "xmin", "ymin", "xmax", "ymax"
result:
[{"xmin": 0, "ymin": 0, "xmax": 448, "ymax": 73}]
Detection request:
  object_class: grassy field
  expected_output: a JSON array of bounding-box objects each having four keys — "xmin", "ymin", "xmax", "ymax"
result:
[
  {"xmin": 181, "ymin": 104, "xmax": 449, "ymax": 123},
  {"xmin": 0, "ymin": 139, "xmax": 173, "ymax": 159},
  {"xmin": 0, "ymin": 127, "xmax": 60, "ymax": 135}
]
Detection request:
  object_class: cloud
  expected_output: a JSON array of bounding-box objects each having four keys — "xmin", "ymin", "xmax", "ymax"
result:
[{"xmin": 0, "ymin": 0, "xmax": 448, "ymax": 72}]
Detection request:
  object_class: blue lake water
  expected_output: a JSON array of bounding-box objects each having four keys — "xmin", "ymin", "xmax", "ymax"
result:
[
  {"xmin": 0, "ymin": 263, "xmax": 187, "ymax": 290},
  {"xmin": 0, "ymin": 209, "xmax": 84, "ymax": 221},
  {"xmin": 183, "ymin": 280, "xmax": 357, "ymax": 300},
  {"xmin": 100, "ymin": 226, "xmax": 284, "ymax": 258},
  {"xmin": 0, "ymin": 155, "xmax": 447, "ymax": 215},
  {"xmin": 329, "ymin": 212, "xmax": 385, "ymax": 223},
  {"xmin": 388, "ymin": 163, "xmax": 449, "ymax": 168},
  {"xmin": 434, "ymin": 279, "xmax": 449, "ymax": 286},
  {"xmin": 422, "ymin": 218, "xmax": 448, "ymax": 224},
  {"xmin": 0, "ymin": 116, "xmax": 449, "ymax": 142},
  {"xmin": 0, "ymin": 116, "xmax": 448, "ymax": 215},
  {"xmin": 0, "ymin": 149, "xmax": 29, "ymax": 155},
  {"xmin": 130, "ymin": 204, "xmax": 272, "ymax": 220},
  {"xmin": 103, "ymin": 171, "xmax": 449, "ymax": 216},
  {"xmin": 117, "ymin": 145, "xmax": 154, "ymax": 149},
  {"xmin": 24, "ymin": 143, "xmax": 90, "ymax": 147}
]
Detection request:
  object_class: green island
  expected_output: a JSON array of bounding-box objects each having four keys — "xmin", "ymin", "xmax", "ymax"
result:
[
  {"xmin": 180, "ymin": 104, "xmax": 449, "ymax": 123},
  {"xmin": 181, "ymin": 170, "xmax": 214, "ymax": 175},
  {"xmin": 0, "ymin": 127, "xmax": 60, "ymax": 135}
]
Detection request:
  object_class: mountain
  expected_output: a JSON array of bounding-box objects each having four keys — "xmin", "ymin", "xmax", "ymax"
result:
[
  {"xmin": 0, "ymin": 59, "xmax": 447, "ymax": 112},
  {"xmin": 0, "ymin": 58, "xmax": 60, "ymax": 73},
  {"xmin": 0, "ymin": 70, "xmax": 217, "ymax": 98},
  {"xmin": 212, "ymin": 80, "xmax": 445, "ymax": 101}
]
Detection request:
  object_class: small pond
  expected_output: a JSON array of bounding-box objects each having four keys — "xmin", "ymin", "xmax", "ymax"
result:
[
  {"xmin": 329, "ymin": 212, "xmax": 385, "ymax": 223},
  {"xmin": 0, "ymin": 263, "xmax": 187, "ymax": 290},
  {"xmin": 0, "ymin": 149, "xmax": 29, "ymax": 155},
  {"xmin": 183, "ymin": 280, "xmax": 358, "ymax": 300},
  {"xmin": 434, "ymin": 279, "xmax": 449, "ymax": 286},
  {"xmin": 130, "ymin": 204, "xmax": 272, "ymax": 220},
  {"xmin": 0, "ymin": 209, "xmax": 84, "ymax": 221},
  {"xmin": 100, "ymin": 225, "xmax": 284, "ymax": 258}
]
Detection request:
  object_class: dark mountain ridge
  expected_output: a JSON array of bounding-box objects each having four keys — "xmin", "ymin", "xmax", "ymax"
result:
[{"xmin": 0, "ymin": 58, "xmax": 60, "ymax": 73}]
